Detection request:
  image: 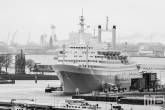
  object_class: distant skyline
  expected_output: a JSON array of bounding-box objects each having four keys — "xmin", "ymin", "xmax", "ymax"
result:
[{"xmin": 0, "ymin": 0, "xmax": 165, "ymax": 45}]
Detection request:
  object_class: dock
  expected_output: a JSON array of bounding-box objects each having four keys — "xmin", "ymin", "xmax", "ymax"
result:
[
  {"xmin": 72, "ymin": 91, "xmax": 165, "ymax": 105},
  {"xmin": 0, "ymin": 101, "xmax": 52, "ymax": 110}
]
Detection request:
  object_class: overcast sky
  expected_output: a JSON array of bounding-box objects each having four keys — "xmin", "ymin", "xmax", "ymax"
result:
[{"xmin": 0, "ymin": 0, "xmax": 165, "ymax": 45}]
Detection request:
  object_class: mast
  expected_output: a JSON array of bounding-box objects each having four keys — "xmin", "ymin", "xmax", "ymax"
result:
[
  {"xmin": 79, "ymin": 9, "xmax": 85, "ymax": 33},
  {"xmin": 79, "ymin": 9, "xmax": 85, "ymax": 44},
  {"xmin": 63, "ymin": 44, "xmax": 65, "ymax": 65}
]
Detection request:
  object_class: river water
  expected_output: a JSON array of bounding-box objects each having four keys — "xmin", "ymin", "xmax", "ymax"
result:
[{"xmin": 1, "ymin": 55, "xmax": 165, "ymax": 110}]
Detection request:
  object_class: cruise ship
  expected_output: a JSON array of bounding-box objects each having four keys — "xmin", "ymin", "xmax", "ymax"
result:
[{"xmin": 52, "ymin": 13, "xmax": 142, "ymax": 94}]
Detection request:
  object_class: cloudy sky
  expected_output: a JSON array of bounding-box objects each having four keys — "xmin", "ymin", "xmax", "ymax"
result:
[{"xmin": 0, "ymin": 0, "xmax": 165, "ymax": 44}]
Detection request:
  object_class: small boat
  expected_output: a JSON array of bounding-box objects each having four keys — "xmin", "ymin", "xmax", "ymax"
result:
[
  {"xmin": 52, "ymin": 99, "xmax": 101, "ymax": 110},
  {"xmin": 0, "ymin": 77, "xmax": 15, "ymax": 84},
  {"xmin": 10, "ymin": 98, "xmax": 37, "ymax": 110}
]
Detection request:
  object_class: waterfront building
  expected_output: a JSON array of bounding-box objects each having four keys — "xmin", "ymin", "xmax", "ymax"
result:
[
  {"xmin": 50, "ymin": 25, "xmax": 57, "ymax": 46},
  {"xmin": 13, "ymin": 45, "xmax": 45, "ymax": 54},
  {"xmin": 40, "ymin": 34, "xmax": 47, "ymax": 46}
]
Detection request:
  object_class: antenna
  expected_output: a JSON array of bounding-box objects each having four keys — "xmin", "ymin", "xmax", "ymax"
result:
[{"xmin": 106, "ymin": 16, "xmax": 109, "ymax": 30}]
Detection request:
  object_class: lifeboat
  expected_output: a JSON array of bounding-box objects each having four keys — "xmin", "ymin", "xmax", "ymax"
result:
[
  {"xmin": 108, "ymin": 51, "xmax": 112, "ymax": 56},
  {"xmin": 116, "ymin": 51, "xmax": 120, "ymax": 55}
]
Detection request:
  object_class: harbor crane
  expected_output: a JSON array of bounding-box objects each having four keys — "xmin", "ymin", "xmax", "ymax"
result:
[
  {"xmin": 11, "ymin": 31, "xmax": 17, "ymax": 46},
  {"xmin": 6, "ymin": 31, "xmax": 10, "ymax": 46},
  {"xmin": 27, "ymin": 31, "xmax": 30, "ymax": 45}
]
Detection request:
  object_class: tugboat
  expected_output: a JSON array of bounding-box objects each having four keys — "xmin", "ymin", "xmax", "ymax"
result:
[{"xmin": 52, "ymin": 99, "xmax": 101, "ymax": 110}]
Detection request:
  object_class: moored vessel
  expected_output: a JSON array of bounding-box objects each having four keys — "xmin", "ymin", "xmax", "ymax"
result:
[
  {"xmin": 52, "ymin": 99, "xmax": 101, "ymax": 110},
  {"xmin": 52, "ymin": 12, "xmax": 141, "ymax": 94}
]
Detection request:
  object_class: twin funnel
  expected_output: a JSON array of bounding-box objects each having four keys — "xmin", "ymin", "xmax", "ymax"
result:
[{"xmin": 98, "ymin": 25, "xmax": 116, "ymax": 50}]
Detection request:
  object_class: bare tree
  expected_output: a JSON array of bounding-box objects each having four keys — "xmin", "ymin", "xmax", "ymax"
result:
[
  {"xmin": 0, "ymin": 54, "xmax": 5, "ymax": 74},
  {"xmin": 4, "ymin": 54, "xmax": 13, "ymax": 74},
  {"xmin": 26, "ymin": 59, "xmax": 35, "ymax": 74}
]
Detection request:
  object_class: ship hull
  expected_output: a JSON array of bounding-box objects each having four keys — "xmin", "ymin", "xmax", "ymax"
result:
[{"xmin": 52, "ymin": 64, "xmax": 138, "ymax": 94}]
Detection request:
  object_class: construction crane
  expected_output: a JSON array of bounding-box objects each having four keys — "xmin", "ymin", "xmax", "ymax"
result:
[
  {"xmin": 27, "ymin": 31, "xmax": 30, "ymax": 45},
  {"xmin": 11, "ymin": 31, "xmax": 17, "ymax": 46},
  {"xmin": 6, "ymin": 31, "xmax": 10, "ymax": 46}
]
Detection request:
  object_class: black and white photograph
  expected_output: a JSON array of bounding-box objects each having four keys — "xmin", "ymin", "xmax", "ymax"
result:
[{"xmin": 0, "ymin": 0, "xmax": 165, "ymax": 110}]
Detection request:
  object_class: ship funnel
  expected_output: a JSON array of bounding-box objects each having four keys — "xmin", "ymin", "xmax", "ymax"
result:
[
  {"xmin": 98, "ymin": 25, "xmax": 102, "ymax": 43},
  {"xmin": 112, "ymin": 25, "xmax": 116, "ymax": 50}
]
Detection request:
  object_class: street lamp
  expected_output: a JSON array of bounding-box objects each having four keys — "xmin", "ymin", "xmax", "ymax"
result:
[
  {"xmin": 54, "ymin": 94, "xmax": 55, "ymax": 107},
  {"xmin": 106, "ymin": 103, "xmax": 107, "ymax": 110},
  {"xmin": 57, "ymin": 100, "xmax": 59, "ymax": 107}
]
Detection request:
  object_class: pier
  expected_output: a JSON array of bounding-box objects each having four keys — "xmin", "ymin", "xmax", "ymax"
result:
[
  {"xmin": 72, "ymin": 92, "xmax": 165, "ymax": 105},
  {"xmin": 0, "ymin": 101, "xmax": 52, "ymax": 110}
]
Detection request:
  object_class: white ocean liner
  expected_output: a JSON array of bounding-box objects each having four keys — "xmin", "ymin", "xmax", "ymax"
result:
[{"xmin": 52, "ymin": 13, "xmax": 141, "ymax": 94}]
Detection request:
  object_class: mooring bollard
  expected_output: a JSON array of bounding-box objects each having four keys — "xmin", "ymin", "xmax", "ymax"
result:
[{"xmin": 35, "ymin": 75, "xmax": 37, "ymax": 83}]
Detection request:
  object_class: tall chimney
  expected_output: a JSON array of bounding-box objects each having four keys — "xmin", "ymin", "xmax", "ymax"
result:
[
  {"xmin": 112, "ymin": 25, "xmax": 116, "ymax": 50},
  {"xmin": 98, "ymin": 25, "xmax": 102, "ymax": 43}
]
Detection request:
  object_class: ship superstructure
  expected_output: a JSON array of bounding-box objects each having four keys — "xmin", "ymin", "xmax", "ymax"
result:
[{"xmin": 53, "ymin": 12, "xmax": 141, "ymax": 94}]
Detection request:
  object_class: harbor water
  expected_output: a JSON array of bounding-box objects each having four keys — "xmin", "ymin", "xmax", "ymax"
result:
[{"xmin": 0, "ymin": 80, "xmax": 162, "ymax": 110}]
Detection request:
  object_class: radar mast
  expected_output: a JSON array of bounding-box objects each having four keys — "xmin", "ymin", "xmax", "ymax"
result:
[{"xmin": 79, "ymin": 9, "xmax": 85, "ymax": 33}]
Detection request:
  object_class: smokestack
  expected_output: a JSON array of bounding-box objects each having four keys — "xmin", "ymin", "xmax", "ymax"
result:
[
  {"xmin": 98, "ymin": 25, "xmax": 102, "ymax": 43},
  {"xmin": 112, "ymin": 25, "xmax": 116, "ymax": 50}
]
